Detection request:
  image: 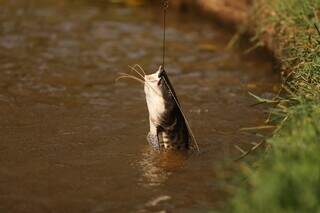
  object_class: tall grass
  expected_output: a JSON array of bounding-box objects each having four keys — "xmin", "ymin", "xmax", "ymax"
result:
[{"xmin": 232, "ymin": 0, "xmax": 320, "ymax": 212}]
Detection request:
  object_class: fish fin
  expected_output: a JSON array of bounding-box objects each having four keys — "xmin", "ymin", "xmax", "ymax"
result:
[
  {"xmin": 156, "ymin": 127, "xmax": 163, "ymax": 150},
  {"xmin": 147, "ymin": 132, "xmax": 160, "ymax": 151},
  {"xmin": 160, "ymin": 70, "xmax": 200, "ymax": 152}
]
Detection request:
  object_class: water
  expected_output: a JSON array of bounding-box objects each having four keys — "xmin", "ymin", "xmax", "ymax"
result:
[{"xmin": 0, "ymin": 1, "xmax": 279, "ymax": 212}]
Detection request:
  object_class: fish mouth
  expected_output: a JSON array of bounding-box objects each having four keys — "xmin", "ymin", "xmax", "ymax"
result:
[{"xmin": 157, "ymin": 65, "xmax": 165, "ymax": 78}]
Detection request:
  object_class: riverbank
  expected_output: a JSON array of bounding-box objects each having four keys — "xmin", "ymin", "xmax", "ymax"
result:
[
  {"xmin": 166, "ymin": 0, "xmax": 320, "ymax": 211},
  {"xmin": 168, "ymin": 0, "xmax": 251, "ymax": 27},
  {"xmin": 232, "ymin": 0, "xmax": 320, "ymax": 212}
]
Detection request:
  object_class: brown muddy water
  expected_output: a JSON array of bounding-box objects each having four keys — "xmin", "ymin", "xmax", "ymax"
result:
[{"xmin": 0, "ymin": 1, "xmax": 279, "ymax": 212}]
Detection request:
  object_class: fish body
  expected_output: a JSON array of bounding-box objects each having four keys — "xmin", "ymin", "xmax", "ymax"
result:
[{"xmin": 144, "ymin": 66, "xmax": 189, "ymax": 150}]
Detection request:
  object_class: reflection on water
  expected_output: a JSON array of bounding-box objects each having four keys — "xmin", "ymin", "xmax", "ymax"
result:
[
  {"xmin": 0, "ymin": 0, "xmax": 279, "ymax": 212},
  {"xmin": 138, "ymin": 148, "xmax": 188, "ymax": 187}
]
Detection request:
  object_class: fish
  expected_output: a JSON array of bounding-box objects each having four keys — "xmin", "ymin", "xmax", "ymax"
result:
[
  {"xmin": 117, "ymin": 64, "xmax": 198, "ymax": 151},
  {"xmin": 144, "ymin": 66, "xmax": 190, "ymax": 151}
]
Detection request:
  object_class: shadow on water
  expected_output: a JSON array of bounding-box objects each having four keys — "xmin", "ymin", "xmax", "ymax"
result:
[{"xmin": 0, "ymin": 0, "xmax": 279, "ymax": 212}]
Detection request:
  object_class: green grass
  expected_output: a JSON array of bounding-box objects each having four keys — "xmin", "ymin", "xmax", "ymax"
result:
[{"xmin": 231, "ymin": 0, "xmax": 320, "ymax": 212}]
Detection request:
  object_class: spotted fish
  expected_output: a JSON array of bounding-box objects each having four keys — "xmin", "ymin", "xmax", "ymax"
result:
[{"xmin": 144, "ymin": 66, "xmax": 190, "ymax": 151}]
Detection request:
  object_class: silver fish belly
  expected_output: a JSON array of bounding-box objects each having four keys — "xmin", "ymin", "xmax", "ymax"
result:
[{"xmin": 144, "ymin": 66, "xmax": 189, "ymax": 151}]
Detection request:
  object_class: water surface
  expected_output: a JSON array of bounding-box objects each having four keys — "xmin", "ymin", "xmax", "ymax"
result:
[{"xmin": 0, "ymin": 1, "xmax": 279, "ymax": 212}]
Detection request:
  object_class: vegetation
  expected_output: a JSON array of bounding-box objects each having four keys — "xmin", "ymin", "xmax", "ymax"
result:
[{"xmin": 232, "ymin": 0, "xmax": 320, "ymax": 212}]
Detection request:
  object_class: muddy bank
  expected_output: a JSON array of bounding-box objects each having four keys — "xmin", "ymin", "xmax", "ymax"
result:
[{"xmin": 163, "ymin": 0, "xmax": 252, "ymax": 28}]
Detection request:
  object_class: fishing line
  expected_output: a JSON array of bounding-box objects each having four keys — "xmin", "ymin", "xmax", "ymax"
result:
[{"xmin": 162, "ymin": 0, "xmax": 168, "ymax": 69}]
